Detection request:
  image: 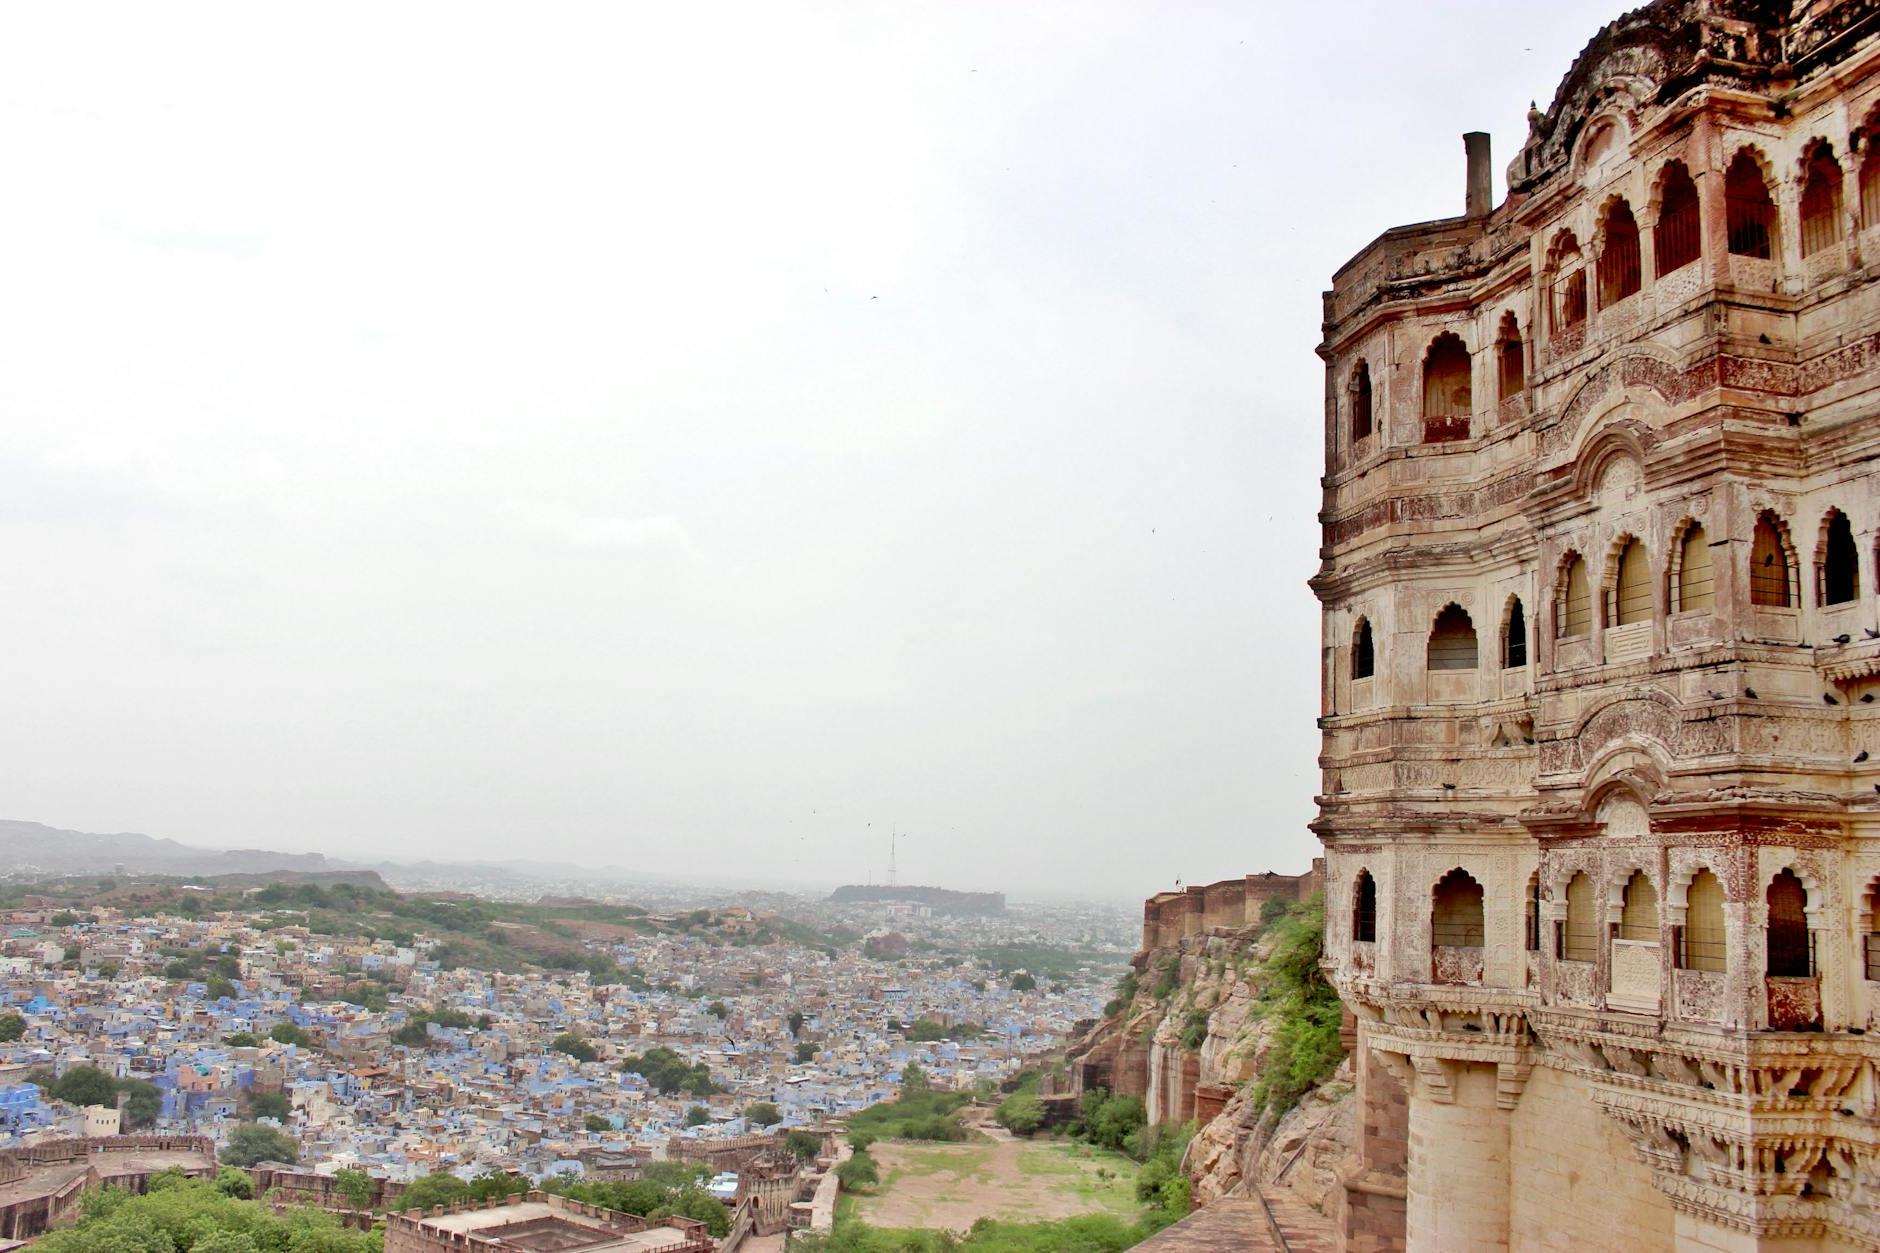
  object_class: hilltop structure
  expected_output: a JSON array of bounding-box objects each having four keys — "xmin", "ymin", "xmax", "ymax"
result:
[{"xmin": 1315, "ymin": 2, "xmax": 1880, "ymax": 1249}]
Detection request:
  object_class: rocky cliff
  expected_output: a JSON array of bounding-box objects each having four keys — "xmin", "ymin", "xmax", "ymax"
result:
[{"xmin": 1061, "ymin": 871, "xmax": 1353, "ymax": 1218}]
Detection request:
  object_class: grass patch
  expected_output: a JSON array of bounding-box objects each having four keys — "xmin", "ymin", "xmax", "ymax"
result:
[{"xmin": 1250, "ymin": 894, "xmax": 1343, "ymax": 1115}]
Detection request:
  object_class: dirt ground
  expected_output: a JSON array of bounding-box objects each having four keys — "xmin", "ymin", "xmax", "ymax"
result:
[{"xmin": 854, "ymin": 1134, "xmax": 1142, "ymax": 1233}]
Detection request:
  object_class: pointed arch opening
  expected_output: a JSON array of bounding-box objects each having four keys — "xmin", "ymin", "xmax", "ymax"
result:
[
  {"xmin": 1725, "ymin": 150, "xmax": 1776, "ymax": 259},
  {"xmin": 1549, "ymin": 231, "xmax": 1587, "ymax": 330},
  {"xmin": 1655, "ymin": 160, "xmax": 1701, "ymax": 275},
  {"xmin": 1819, "ymin": 509, "xmax": 1858, "ymax": 606},
  {"xmin": 1612, "ymin": 538, "xmax": 1652, "ymax": 625},
  {"xmin": 1353, "ymin": 870, "xmax": 1377, "ymax": 944},
  {"xmin": 1503, "ymin": 597, "xmax": 1528, "ymax": 669},
  {"xmin": 1598, "ymin": 198, "xmax": 1642, "ymax": 305},
  {"xmin": 1351, "ymin": 617, "xmax": 1375, "ymax": 681},
  {"xmin": 1862, "ymin": 123, "xmax": 1880, "ymax": 231},
  {"xmin": 1562, "ymin": 871, "xmax": 1597, "ymax": 961},
  {"xmin": 1619, "ymin": 871, "xmax": 1659, "ymax": 941},
  {"xmin": 1750, "ymin": 511, "xmax": 1794, "ymax": 607},
  {"xmin": 1496, "ymin": 312, "xmax": 1524, "ymax": 401},
  {"xmin": 1421, "ymin": 334, "xmax": 1472, "ymax": 443},
  {"xmin": 1427, "ymin": 604, "xmax": 1478, "ymax": 671},
  {"xmin": 1675, "ymin": 523, "xmax": 1715, "ymax": 613},
  {"xmin": 1349, "ymin": 360, "xmax": 1373, "ymax": 443},
  {"xmin": 1800, "ymin": 143, "xmax": 1846, "ymax": 258},
  {"xmin": 1431, "ymin": 869, "xmax": 1484, "ymax": 947},
  {"xmin": 1765, "ymin": 869, "xmax": 1811, "ymax": 977},
  {"xmin": 1681, "ymin": 869, "xmax": 1725, "ymax": 973},
  {"xmin": 1557, "ymin": 554, "xmax": 1592, "ymax": 640}
]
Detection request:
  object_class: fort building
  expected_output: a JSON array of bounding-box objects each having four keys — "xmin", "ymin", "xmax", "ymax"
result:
[
  {"xmin": 383, "ymin": 1192, "xmax": 713, "ymax": 1253},
  {"xmin": 0, "ymin": 1135, "xmax": 217, "ymax": 1245},
  {"xmin": 1314, "ymin": 2, "xmax": 1880, "ymax": 1249}
]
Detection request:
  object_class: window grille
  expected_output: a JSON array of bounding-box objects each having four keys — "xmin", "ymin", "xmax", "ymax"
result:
[
  {"xmin": 1750, "ymin": 516, "xmax": 1791, "ymax": 607},
  {"xmin": 1682, "ymin": 870, "xmax": 1726, "ymax": 973},
  {"xmin": 1562, "ymin": 873, "xmax": 1597, "ymax": 961},
  {"xmin": 1614, "ymin": 540, "xmax": 1651, "ymax": 625},
  {"xmin": 1427, "ymin": 606, "xmax": 1478, "ymax": 671},
  {"xmin": 1656, "ymin": 164, "xmax": 1701, "ymax": 275},
  {"xmin": 1800, "ymin": 148, "xmax": 1845, "ymax": 258},
  {"xmin": 1598, "ymin": 202, "xmax": 1642, "ymax": 305},
  {"xmin": 1618, "ymin": 872, "xmax": 1658, "ymax": 941},
  {"xmin": 1765, "ymin": 870, "xmax": 1811, "ymax": 977},
  {"xmin": 1678, "ymin": 526, "xmax": 1715, "ymax": 612},
  {"xmin": 1725, "ymin": 153, "xmax": 1775, "ymax": 259},
  {"xmin": 1558, "ymin": 557, "xmax": 1591, "ymax": 639},
  {"xmin": 1431, "ymin": 870, "xmax": 1484, "ymax": 947}
]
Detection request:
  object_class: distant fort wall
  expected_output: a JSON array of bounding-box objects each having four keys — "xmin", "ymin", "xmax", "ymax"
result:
[
  {"xmin": 827, "ymin": 884, "xmax": 1005, "ymax": 915},
  {"xmin": 1140, "ymin": 863, "xmax": 1323, "ymax": 950}
]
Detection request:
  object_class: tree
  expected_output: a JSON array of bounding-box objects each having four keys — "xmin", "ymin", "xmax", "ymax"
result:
[
  {"xmin": 1010, "ymin": 972, "xmax": 1038, "ymax": 992},
  {"xmin": 551, "ymin": 1033, "xmax": 597, "ymax": 1063},
  {"xmin": 205, "ymin": 976, "xmax": 237, "ymax": 1001},
  {"xmin": 223, "ymin": 1032, "xmax": 260, "ymax": 1048},
  {"xmin": 899, "ymin": 1061, "xmax": 929, "ymax": 1091},
  {"xmin": 397, "ymin": 1173, "xmax": 471, "ymax": 1211},
  {"xmin": 782, "ymin": 1131, "xmax": 822, "ymax": 1163},
  {"xmin": 268, "ymin": 1023, "xmax": 316, "ymax": 1049},
  {"xmin": 213, "ymin": 1168, "xmax": 254, "ymax": 1199},
  {"xmin": 795, "ymin": 1042, "xmax": 817, "ymax": 1064},
  {"xmin": 220, "ymin": 1123, "xmax": 298, "ymax": 1167},
  {"xmin": 706, "ymin": 1001, "xmax": 728, "ymax": 1019},
  {"xmin": 743, "ymin": 1101, "xmax": 782, "ymax": 1127},
  {"xmin": 787, "ymin": 1011, "xmax": 805, "ymax": 1038},
  {"xmin": 996, "ymin": 1092, "xmax": 1044, "ymax": 1136},
  {"xmin": 52, "ymin": 1066, "xmax": 118, "ymax": 1109},
  {"xmin": 583, "ymin": 1113, "xmax": 612, "ymax": 1133},
  {"xmin": 834, "ymin": 1149, "xmax": 878, "ymax": 1189},
  {"xmin": 392, "ymin": 1021, "xmax": 430, "ymax": 1047},
  {"xmin": 245, "ymin": 1092, "xmax": 291, "ymax": 1122},
  {"xmin": 683, "ymin": 1105, "xmax": 710, "ymax": 1127},
  {"xmin": 0, "ymin": 1014, "xmax": 24, "ymax": 1043},
  {"xmin": 50, "ymin": 912, "xmax": 79, "ymax": 927},
  {"xmin": 119, "ymin": 1079, "xmax": 161, "ymax": 1130},
  {"xmin": 331, "ymin": 1169, "xmax": 372, "ymax": 1211},
  {"xmin": 621, "ymin": 1047, "xmax": 718, "ymax": 1096}
]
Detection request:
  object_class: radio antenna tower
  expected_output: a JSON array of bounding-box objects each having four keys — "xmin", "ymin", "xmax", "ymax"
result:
[{"xmin": 889, "ymin": 827, "xmax": 898, "ymax": 886}]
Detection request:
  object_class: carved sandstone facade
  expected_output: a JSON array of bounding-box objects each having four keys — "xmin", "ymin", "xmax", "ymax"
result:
[{"xmin": 1314, "ymin": 3, "xmax": 1880, "ymax": 1249}]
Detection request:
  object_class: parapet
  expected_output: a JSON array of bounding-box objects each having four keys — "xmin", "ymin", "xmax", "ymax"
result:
[{"xmin": 1140, "ymin": 860, "xmax": 1323, "ymax": 950}]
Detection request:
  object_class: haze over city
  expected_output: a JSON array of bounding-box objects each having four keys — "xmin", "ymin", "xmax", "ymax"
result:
[{"xmin": 0, "ymin": 1, "xmax": 1617, "ymax": 897}]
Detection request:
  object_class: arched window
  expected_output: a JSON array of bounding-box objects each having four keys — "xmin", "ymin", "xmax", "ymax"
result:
[
  {"xmin": 1821, "ymin": 510, "xmax": 1858, "ymax": 605},
  {"xmin": 1353, "ymin": 871, "xmax": 1377, "ymax": 943},
  {"xmin": 1865, "ymin": 881, "xmax": 1880, "ymax": 981},
  {"xmin": 1619, "ymin": 871, "xmax": 1659, "ymax": 941},
  {"xmin": 1677, "ymin": 524, "xmax": 1715, "ymax": 612},
  {"xmin": 1525, "ymin": 873, "xmax": 1541, "ymax": 951},
  {"xmin": 1422, "ymin": 334, "xmax": 1472, "ymax": 442},
  {"xmin": 1613, "ymin": 539, "xmax": 1651, "ymax": 625},
  {"xmin": 1765, "ymin": 869, "xmax": 1811, "ymax": 977},
  {"xmin": 1504, "ymin": 598, "xmax": 1528, "ymax": 668},
  {"xmin": 1352, "ymin": 618, "xmax": 1375, "ymax": 680},
  {"xmin": 1557, "ymin": 555, "xmax": 1592, "ymax": 639},
  {"xmin": 1427, "ymin": 605, "xmax": 1478, "ymax": 670},
  {"xmin": 1550, "ymin": 233, "xmax": 1587, "ymax": 330},
  {"xmin": 1598, "ymin": 199, "xmax": 1642, "ymax": 305},
  {"xmin": 1431, "ymin": 869, "xmax": 1484, "ymax": 947},
  {"xmin": 1655, "ymin": 161, "xmax": 1701, "ymax": 275},
  {"xmin": 1750, "ymin": 513, "xmax": 1792, "ymax": 607},
  {"xmin": 1497, "ymin": 313, "xmax": 1524, "ymax": 400},
  {"xmin": 1800, "ymin": 144, "xmax": 1845, "ymax": 258},
  {"xmin": 1725, "ymin": 150, "xmax": 1776, "ymax": 259},
  {"xmin": 1681, "ymin": 869, "xmax": 1726, "ymax": 973},
  {"xmin": 1862, "ymin": 139, "xmax": 1880, "ymax": 232},
  {"xmin": 1562, "ymin": 871, "xmax": 1597, "ymax": 961},
  {"xmin": 1350, "ymin": 361, "xmax": 1373, "ymax": 443}
]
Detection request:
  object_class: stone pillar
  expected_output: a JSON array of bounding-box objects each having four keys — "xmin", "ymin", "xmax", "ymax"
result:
[
  {"xmin": 1405, "ymin": 1060, "xmax": 1509, "ymax": 1251},
  {"xmin": 1339, "ymin": 1038, "xmax": 1408, "ymax": 1253}
]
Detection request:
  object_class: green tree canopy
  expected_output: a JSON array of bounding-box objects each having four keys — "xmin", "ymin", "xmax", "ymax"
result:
[
  {"xmin": 743, "ymin": 1101, "xmax": 782, "ymax": 1127},
  {"xmin": 683, "ymin": 1105, "xmax": 710, "ymax": 1127},
  {"xmin": 0, "ymin": 1013, "xmax": 24, "ymax": 1043},
  {"xmin": 331, "ymin": 1168, "xmax": 372, "ymax": 1210},
  {"xmin": 397, "ymin": 1172, "xmax": 472, "ymax": 1211},
  {"xmin": 51, "ymin": 1066, "xmax": 118, "ymax": 1109},
  {"xmin": 268, "ymin": 1023, "xmax": 316, "ymax": 1049},
  {"xmin": 219, "ymin": 1122, "xmax": 298, "ymax": 1167},
  {"xmin": 551, "ymin": 1033, "xmax": 597, "ymax": 1063}
]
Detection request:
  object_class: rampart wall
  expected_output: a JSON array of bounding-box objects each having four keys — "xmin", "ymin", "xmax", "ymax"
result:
[{"xmin": 1140, "ymin": 862, "xmax": 1324, "ymax": 951}]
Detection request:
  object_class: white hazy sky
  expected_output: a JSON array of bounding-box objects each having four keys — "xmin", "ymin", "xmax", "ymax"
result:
[{"xmin": 0, "ymin": 1, "xmax": 1621, "ymax": 900}]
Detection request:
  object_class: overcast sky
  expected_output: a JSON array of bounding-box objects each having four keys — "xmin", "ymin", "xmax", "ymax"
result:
[{"xmin": 0, "ymin": 1, "xmax": 1622, "ymax": 901}]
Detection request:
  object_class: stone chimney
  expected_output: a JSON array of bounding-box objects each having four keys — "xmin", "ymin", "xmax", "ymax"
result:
[{"xmin": 1465, "ymin": 131, "xmax": 1492, "ymax": 218}]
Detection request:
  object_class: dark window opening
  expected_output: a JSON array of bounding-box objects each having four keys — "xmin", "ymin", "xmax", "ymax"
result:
[
  {"xmin": 1726, "ymin": 151, "xmax": 1776, "ymax": 259},
  {"xmin": 1354, "ymin": 871, "xmax": 1377, "ymax": 944},
  {"xmin": 1598, "ymin": 200, "xmax": 1642, "ymax": 305},
  {"xmin": 1352, "ymin": 619, "xmax": 1375, "ymax": 681},
  {"xmin": 1505, "ymin": 598, "xmax": 1527, "ymax": 669},
  {"xmin": 1766, "ymin": 869, "xmax": 1812, "ymax": 977},
  {"xmin": 1823, "ymin": 510, "xmax": 1858, "ymax": 605},
  {"xmin": 1432, "ymin": 869, "xmax": 1484, "ymax": 947},
  {"xmin": 1656, "ymin": 162, "xmax": 1701, "ymax": 275}
]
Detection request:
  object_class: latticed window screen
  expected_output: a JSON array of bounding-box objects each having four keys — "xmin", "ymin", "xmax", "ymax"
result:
[
  {"xmin": 1682, "ymin": 870, "xmax": 1726, "ymax": 973},
  {"xmin": 1678, "ymin": 526, "xmax": 1715, "ymax": 612},
  {"xmin": 1800, "ymin": 149, "xmax": 1845, "ymax": 258},
  {"xmin": 1353, "ymin": 873, "xmax": 1377, "ymax": 943},
  {"xmin": 1559, "ymin": 557, "xmax": 1592, "ymax": 638},
  {"xmin": 1823, "ymin": 511, "xmax": 1858, "ymax": 605},
  {"xmin": 1656, "ymin": 163, "xmax": 1701, "ymax": 275},
  {"xmin": 1598, "ymin": 202, "xmax": 1642, "ymax": 305},
  {"xmin": 1427, "ymin": 606, "xmax": 1478, "ymax": 671},
  {"xmin": 1505, "ymin": 599, "xmax": 1527, "ymax": 668},
  {"xmin": 1562, "ymin": 872, "xmax": 1598, "ymax": 961},
  {"xmin": 1431, "ymin": 870, "xmax": 1484, "ymax": 946},
  {"xmin": 1618, "ymin": 872, "xmax": 1659, "ymax": 941},
  {"xmin": 1726, "ymin": 153, "xmax": 1775, "ymax": 259},
  {"xmin": 1750, "ymin": 516, "xmax": 1791, "ymax": 607},
  {"xmin": 1766, "ymin": 870, "xmax": 1812, "ymax": 977},
  {"xmin": 1614, "ymin": 540, "xmax": 1652, "ymax": 625},
  {"xmin": 1352, "ymin": 619, "xmax": 1375, "ymax": 680}
]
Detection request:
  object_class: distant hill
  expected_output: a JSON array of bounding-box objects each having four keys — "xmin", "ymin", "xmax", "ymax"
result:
[
  {"xmin": 829, "ymin": 884, "xmax": 1005, "ymax": 915},
  {"xmin": 0, "ymin": 820, "xmax": 341, "ymax": 879}
]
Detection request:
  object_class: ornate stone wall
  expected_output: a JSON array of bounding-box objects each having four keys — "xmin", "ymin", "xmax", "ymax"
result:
[{"xmin": 1316, "ymin": 3, "xmax": 1880, "ymax": 1248}]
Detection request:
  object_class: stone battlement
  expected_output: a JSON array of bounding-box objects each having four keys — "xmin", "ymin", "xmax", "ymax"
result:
[{"xmin": 1140, "ymin": 863, "xmax": 1323, "ymax": 951}]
